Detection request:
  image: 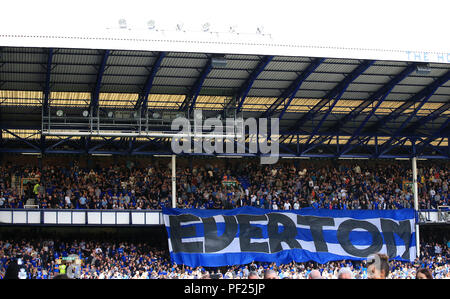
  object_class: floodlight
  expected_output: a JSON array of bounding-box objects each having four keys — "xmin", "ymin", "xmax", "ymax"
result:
[
  {"xmin": 211, "ymin": 56, "xmax": 227, "ymax": 68},
  {"xmin": 416, "ymin": 63, "xmax": 431, "ymax": 75},
  {"xmin": 82, "ymin": 110, "xmax": 89, "ymax": 117},
  {"xmin": 152, "ymin": 112, "xmax": 161, "ymax": 119},
  {"xmin": 147, "ymin": 20, "xmax": 156, "ymax": 30},
  {"xmin": 176, "ymin": 23, "xmax": 184, "ymax": 31},
  {"xmin": 202, "ymin": 22, "xmax": 210, "ymax": 32},
  {"xmin": 107, "ymin": 111, "xmax": 114, "ymax": 118},
  {"xmin": 118, "ymin": 19, "xmax": 127, "ymax": 29},
  {"xmin": 56, "ymin": 110, "xmax": 64, "ymax": 117}
]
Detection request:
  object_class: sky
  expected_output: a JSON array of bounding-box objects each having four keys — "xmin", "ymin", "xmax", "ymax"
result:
[{"xmin": 1, "ymin": 0, "xmax": 449, "ymax": 53}]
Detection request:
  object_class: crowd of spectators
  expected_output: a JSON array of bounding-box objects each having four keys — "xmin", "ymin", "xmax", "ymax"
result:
[
  {"xmin": 1, "ymin": 237, "xmax": 448, "ymax": 279},
  {"xmin": 0, "ymin": 159, "xmax": 448, "ymax": 211}
]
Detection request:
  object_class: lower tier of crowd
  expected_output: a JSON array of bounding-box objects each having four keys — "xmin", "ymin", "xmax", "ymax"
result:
[{"xmin": 1, "ymin": 237, "xmax": 448, "ymax": 279}]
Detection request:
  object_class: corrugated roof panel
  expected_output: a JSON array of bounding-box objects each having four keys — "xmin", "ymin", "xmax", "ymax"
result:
[
  {"xmin": 433, "ymin": 86, "xmax": 450, "ymax": 96},
  {"xmin": 364, "ymin": 65, "xmax": 405, "ymax": 75},
  {"xmin": 153, "ymin": 76, "xmax": 196, "ymax": 87},
  {"xmin": 307, "ymin": 72, "xmax": 347, "ymax": 82},
  {"xmin": 257, "ymin": 71, "xmax": 298, "ymax": 81},
  {"xmin": 3, "ymin": 49, "xmax": 47, "ymax": 63},
  {"xmin": 385, "ymin": 93, "xmax": 414, "ymax": 101},
  {"xmin": 428, "ymin": 67, "xmax": 450, "ymax": 77},
  {"xmin": 1, "ymin": 63, "xmax": 44, "ymax": 73},
  {"xmin": 300, "ymin": 81, "xmax": 339, "ymax": 91},
  {"xmin": 266, "ymin": 61, "xmax": 309, "ymax": 72},
  {"xmin": 56, "ymin": 48, "xmax": 100, "ymax": 55},
  {"xmin": 272, "ymin": 56, "xmax": 312, "ymax": 63},
  {"xmin": 429, "ymin": 94, "xmax": 450, "ymax": 103},
  {"xmin": 101, "ymin": 75, "xmax": 146, "ymax": 86},
  {"xmin": 51, "ymin": 84, "xmax": 92, "ymax": 93},
  {"xmin": 207, "ymin": 69, "xmax": 250, "ymax": 79},
  {"xmin": 325, "ymin": 58, "xmax": 361, "ymax": 64},
  {"xmin": 293, "ymin": 89, "xmax": 328, "ymax": 99},
  {"xmin": 375, "ymin": 60, "xmax": 408, "ymax": 67},
  {"xmin": 241, "ymin": 97, "xmax": 277, "ymax": 111},
  {"xmin": 168, "ymin": 52, "xmax": 208, "ymax": 59},
  {"xmin": 98, "ymin": 93, "xmax": 139, "ymax": 107},
  {"xmin": 147, "ymin": 94, "xmax": 185, "ymax": 109},
  {"xmin": 50, "ymin": 92, "xmax": 90, "ymax": 107},
  {"xmin": 107, "ymin": 55, "xmax": 155, "ymax": 67},
  {"xmin": 353, "ymin": 74, "xmax": 391, "ymax": 85},
  {"xmin": 391, "ymin": 85, "xmax": 425, "ymax": 95},
  {"xmin": 156, "ymin": 67, "xmax": 199, "ymax": 78},
  {"xmin": 251, "ymin": 79, "xmax": 291, "ymax": 90},
  {"xmin": 225, "ymin": 59, "xmax": 258, "ymax": 70},
  {"xmin": 150, "ymin": 86, "xmax": 189, "ymax": 95},
  {"xmin": 315, "ymin": 62, "xmax": 360, "ymax": 73},
  {"xmin": 285, "ymin": 98, "xmax": 322, "ymax": 112},
  {"xmin": 2, "ymin": 129, "xmax": 40, "ymax": 139},
  {"xmin": 203, "ymin": 78, "xmax": 245, "ymax": 88},
  {"xmin": 247, "ymin": 89, "xmax": 281, "ymax": 97},
  {"xmin": 331, "ymin": 100, "xmax": 365, "ymax": 114},
  {"xmin": 340, "ymin": 91, "xmax": 372, "ymax": 100},
  {"xmin": 53, "ymin": 52, "xmax": 100, "ymax": 65},
  {"xmin": 346, "ymin": 83, "xmax": 383, "ymax": 93},
  {"xmin": 195, "ymin": 96, "xmax": 228, "ymax": 110},
  {"xmin": 404, "ymin": 102, "xmax": 445, "ymax": 116},
  {"xmin": 0, "ymin": 90, "xmax": 42, "ymax": 106},
  {"xmin": 400, "ymin": 76, "xmax": 434, "ymax": 86},
  {"xmin": 51, "ymin": 73, "xmax": 97, "ymax": 84},
  {"xmin": 2, "ymin": 72, "xmax": 43, "ymax": 83},
  {"xmin": 360, "ymin": 100, "xmax": 380, "ymax": 113},
  {"xmin": 104, "ymin": 65, "xmax": 148, "ymax": 76},
  {"xmin": 52, "ymin": 64, "xmax": 98, "ymax": 75},
  {"xmin": 225, "ymin": 54, "xmax": 260, "ymax": 60},
  {"xmin": 161, "ymin": 57, "xmax": 206, "ymax": 68}
]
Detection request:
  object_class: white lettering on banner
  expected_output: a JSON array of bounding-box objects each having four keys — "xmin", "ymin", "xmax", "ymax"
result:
[{"xmin": 165, "ymin": 211, "xmax": 416, "ymax": 262}]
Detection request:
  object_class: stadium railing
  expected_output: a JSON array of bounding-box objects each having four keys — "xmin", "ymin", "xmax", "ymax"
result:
[{"xmin": 0, "ymin": 208, "xmax": 163, "ymax": 226}]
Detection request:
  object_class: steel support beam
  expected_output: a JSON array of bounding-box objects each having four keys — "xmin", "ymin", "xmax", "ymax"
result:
[
  {"xmin": 263, "ymin": 58, "xmax": 325, "ymax": 118},
  {"xmin": 42, "ymin": 48, "xmax": 54, "ymax": 115},
  {"xmin": 377, "ymin": 70, "xmax": 450, "ymax": 156},
  {"xmin": 404, "ymin": 102, "xmax": 450, "ymax": 134},
  {"xmin": 302, "ymin": 60, "xmax": 375, "ymax": 149},
  {"xmin": 234, "ymin": 55, "xmax": 273, "ymax": 112},
  {"xmin": 41, "ymin": 48, "xmax": 54, "ymax": 152},
  {"xmin": 3, "ymin": 129, "xmax": 41, "ymax": 151},
  {"xmin": 179, "ymin": 57, "xmax": 213, "ymax": 114},
  {"xmin": 415, "ymin": 118, "xmax": 450, "ymax": 156},
  {"xmin": 339, "ymin": 63, "xmax": 418, "ymax": 155},
  {"xmin": 90, "ymin": 50, "xmax": 110, "ymax": 116},
  {"xmin": 367, "ymin": 69, "xmax": 450, "ymax": 134},
  {"xmin": 135, "ymin": 52, "xmax": 166, "ymax": 112}
]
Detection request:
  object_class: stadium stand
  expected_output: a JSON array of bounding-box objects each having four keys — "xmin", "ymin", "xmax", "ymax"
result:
[
  {"xmin": 0, "ymin": 19, "xmax": 449, "ymax": 281},
  {"xmin": 1, "ymin": 225, "xmax": 448, "ymax": 279},
  {"xmin": 0, "ymin": 158, "xmax": 448, "ymax": 211}
]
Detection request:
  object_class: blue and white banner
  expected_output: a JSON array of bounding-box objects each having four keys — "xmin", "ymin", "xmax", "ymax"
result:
[{"xmin": 162, "ymin": 207, "xmax": 416, "ymax": 267}]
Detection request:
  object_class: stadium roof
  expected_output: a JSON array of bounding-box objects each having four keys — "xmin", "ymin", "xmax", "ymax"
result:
[{"xmin": 0, "ymin": 44, "xmax": 448, "ymax": 159}]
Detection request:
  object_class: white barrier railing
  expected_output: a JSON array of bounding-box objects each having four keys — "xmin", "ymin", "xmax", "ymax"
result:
[
  {"xmin": 418, "ymin": 209, "xmax": 450, "ymax": 224},
  {"xmin": 0, "ymin": 209, "xmax": 163, "ymax": 226},
  {"xmin": 1, "ymin": 209, "xmax": 449, "ymax": 226}
]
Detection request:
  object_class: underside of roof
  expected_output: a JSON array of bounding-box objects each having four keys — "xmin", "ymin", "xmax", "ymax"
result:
[{"xmin": 0, "ymin": 46, "xmax": 448, "ymax": 159}]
